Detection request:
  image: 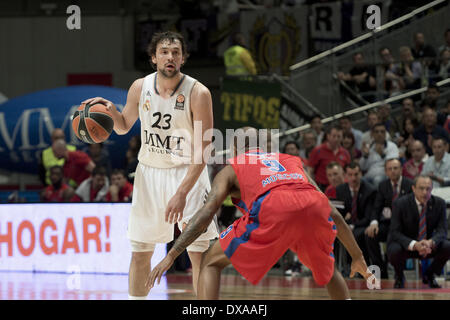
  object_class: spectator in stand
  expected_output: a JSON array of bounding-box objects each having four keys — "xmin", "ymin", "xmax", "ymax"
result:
[
  {"xmin": 445, "ymin": 117, "xmax": 450, "ymax": 134},
  {"xmin": 421, "ymin": 137, "xmax": 450, "ymax": 188},
  {"xmin": 342, "ymin": 131, "xmax": 362, "ymax": 162},
  {"xmin": 413, "ymin": 106, "xmax": 450, "ymax": 155},
  {"xmin": 84, "ymin": 143, "xmax": 112, "ymax": 177},
  {"xmin": 299, "ymin": 130, "xmax": 317, "ymax": 160},
  {"xmin": 339, "ymin": 116, "xmax": 363, "ymax": 150},
  {"xmin": 379, "ymin": 47, "xmax": 405, "ymax": 97},
  {"xmin": 394, "ymin": 98, "xmax": 421, "ymax": 136},
  {"xmin": 365, "ymin": 158, "xmax": 414, "ymax": 279},
  {"xmin": 387, "ymin": 175, "xmax": 450, "ymax": 289},
  {"xmin": 105, "ymin": 169, "xmax": 134, "ymax": 202},
  {"xmin": 438, "ymin": 29, "xmax": 450, "ymax": 54},
  {"xmin": 125, "ymin": 135, "xmax": 141, "ymax": 183},
  {"xmin": 336, "ymin": 161, "xmax": 376, "ymax": 266},
  {"xmin": 52, "ymin": 139, "xmax": 95, "ymax": 188},
  {"xmin": 127, "ymin": 135, "xmax": 141, "ymax": 159},
  {"xmin": 324, "ymin": 162, "xmax": 345, "ymax": 200},
  {"xmin": 310, "ymin": 116, "xmax": 324, "ymax": 146},
  {"xmin": 411, "ymin": 32, "xmax": 437, "ymax": 68},
  {"xmin": 397, "ymin": 117, "xmax": 420, "ymax": 161},
  {"xmin": 283, "ymin": 141, "xmax": 312, "ymax": 175},
  {"xmin": 71, "ymin": 166, "xmax": 109, "ymax": 202},
  {"xmin": 378, "ymin": 104, "xmax": 399, "ymax": 138},
  {"xmin": 224, "ymin": 33, "xmax": 257, "ymax": 77},
  {"xmin": 360, "ymin": 123, "xmax": 400, "ymax": 187},
  {"xmin": 362, "ymin": 111, "xmax": 392, "ymax": 146},
  {"xmin": 308, "ymin": 125, "xmax": 351, "ymax": 191},
  {"xmin": 440, "ymin": 100, "xmax": 450, "ymax": 132},
  {"xmin": 39, "ymin": 128, "xmax": 76, "ymax": 186},
  {"xmin": 403, "ymin": 140, "xmax": 428, "ymax": 180},
  {"xmin": 397, "ymin": 46, "xmax": 423, "ymax": 90},
  {"xmin": 435, "ymin": 48, "xmax": 450, "ymax": 81},
  {"xmin": 422, "ymin": 84, "xmax": 443, "ymax": 111},
  {"xmin": 337, "ymin": 52, "xmax": 376, "ymax": 100},
  {"xmin": 40, "ymin": 165, "xmax": 74, "ymax": 202},
  {"xmin": 283, "ymin": 140, "xmax": 300, "ymax": 156}
]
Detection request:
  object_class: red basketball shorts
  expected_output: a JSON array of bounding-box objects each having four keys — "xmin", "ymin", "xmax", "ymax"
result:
[{"xmin": 219, "ymin": 186, "xmax": 337, "ymax": 286}]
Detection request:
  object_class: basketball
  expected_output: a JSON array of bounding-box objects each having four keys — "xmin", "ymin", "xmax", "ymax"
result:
[{"xmin": 72, "ymin": 102, "xmax": 114, "ymax": 144}]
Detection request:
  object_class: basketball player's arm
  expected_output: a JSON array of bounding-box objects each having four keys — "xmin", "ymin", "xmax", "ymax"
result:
[
  {"xmin": 165, "ymin": 83, "xmax": 214, "ymax": 224},
  {"xmin": 147, "ymin": 166, "xmax": 235, "ymax": 289},
  {"xmin": 82, "ymin": 78, "xmax": 142, "ymax": 135},
  {"xmin": 303, "ymin": 169, "xmax": 371, "ymax": 280}
]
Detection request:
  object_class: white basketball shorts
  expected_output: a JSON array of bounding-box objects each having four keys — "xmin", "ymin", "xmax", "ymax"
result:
[{"xmin": 127, "ymin": 162, "xmax": 219, "ymax": 252}]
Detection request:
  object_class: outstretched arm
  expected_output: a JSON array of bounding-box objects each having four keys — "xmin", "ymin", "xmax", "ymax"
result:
[{"xmin": 146, "ymin": 165, "xmax": 236, "ymax": 289}]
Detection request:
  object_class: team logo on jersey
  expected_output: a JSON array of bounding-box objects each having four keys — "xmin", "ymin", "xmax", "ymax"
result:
[
  {"xmin": 220, "ymin": 225, "xmax": 233, "ymax": 239},
  {"xmin": 174, "ymin": 94, "xmax": 185, "ymax": 110},
  {"xmin": 143, "ymin": 99, "xmax": 150, "ymax": 111},
  {"xmin": 146, "ymin": 90, "xmax": 151, "ymax": 97}
]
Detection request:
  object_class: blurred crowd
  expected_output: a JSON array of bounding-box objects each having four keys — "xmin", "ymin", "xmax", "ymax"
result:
[
  {"xmin": 276, "ymin": 89, "xmax": 450, "ymax": 284},
  {"xmin": 37, "ymin": 129, "xmax": 141, "ymax": 203},
  {"xmin": 207, "ymin": 83, "xmax": 450, "ymax": 279},
  {"xmin": 337, "ymin": 31, "xmax": 450, "ymax": 102}
]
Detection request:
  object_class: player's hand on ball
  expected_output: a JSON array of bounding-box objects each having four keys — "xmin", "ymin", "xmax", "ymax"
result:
[
  {"xmin": 82, "ymin": 97, "xmax": 118, "ymax": 113},
  {"xmin": 146, "ymin": 255, "xmax": 175, "ymax": 290},
  {"xmin": 165, "ymin": 192, "xmax": 187, "ymax": 224}
]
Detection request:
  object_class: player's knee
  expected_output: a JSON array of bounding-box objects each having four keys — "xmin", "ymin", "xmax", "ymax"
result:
[
  {"xmin": 130, "ymin": 240, "xmax": 155, "ymax": 253},
  {"xmin": 201, "ymin": 252, "xmax": 230, "ymax": 271},
  {"xmin": 187, "ymin": 240, "xmax": 210, "ymax": 253},
  {"xmin": 131, "ymin": 252, "xmax": 152, "ymax": 266},
  {"xmin": 130, "ymin": 240, "xmax": 154, "ymax": 265}
]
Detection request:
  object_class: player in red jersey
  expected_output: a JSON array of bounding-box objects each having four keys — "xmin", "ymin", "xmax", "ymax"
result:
[{"xmin": 147, "ymin": 128, "xmax": 371, "ymax": 299}]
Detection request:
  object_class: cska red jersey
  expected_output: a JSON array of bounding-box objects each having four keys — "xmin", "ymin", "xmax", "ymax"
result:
[{"xmin": 228, "ymin": 149, "xmax": 315, "ymax": 212}]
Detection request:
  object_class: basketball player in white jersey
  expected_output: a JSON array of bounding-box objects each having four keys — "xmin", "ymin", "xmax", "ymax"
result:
[{"xmin": 82, "ymin": 31, "xmax": 219, "ymax": 299}]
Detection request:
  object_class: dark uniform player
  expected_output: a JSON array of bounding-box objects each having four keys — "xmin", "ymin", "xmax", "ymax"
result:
[{"xmin": 147, "ymin": 128, "xmax": 371, "ymax": 299}]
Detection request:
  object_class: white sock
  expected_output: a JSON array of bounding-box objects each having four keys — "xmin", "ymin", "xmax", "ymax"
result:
[
  {"xmin": 128, "ymin": 295, "xmax": 147, "ymax": 300},
  {"xmin": 345, "ymin": 298, "xmax": 352, "ymax": 300}
]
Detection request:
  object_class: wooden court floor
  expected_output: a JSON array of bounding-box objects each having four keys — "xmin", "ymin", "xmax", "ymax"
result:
[
  {"xmin": 165, "ymin": 272, "xmax": 450, "ymax": 300},
  {"xmin": 1, "ymin": 269, "xmax": 449, "ymax": 300}
]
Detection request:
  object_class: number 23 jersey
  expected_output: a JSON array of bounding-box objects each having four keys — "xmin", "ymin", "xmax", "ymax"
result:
[{"xmin": 138, "ymin": 72, "xmax": 198, "ymax": 168}]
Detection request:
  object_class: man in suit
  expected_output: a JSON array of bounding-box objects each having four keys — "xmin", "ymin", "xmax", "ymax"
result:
[
  {"xmin": 324, "ymin": 161, "xmax": 345, "ymax": 200},
  {"xmin": 387, "ymin": 175, "xmax": 450, "ymax": 289},
  {"xmin": 365, "ymin": 158, "xmax": 414, "ymax": 279},
  {"xmin": 336, "ymin": 161, "xmax": 377, "ymax": 265}
]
